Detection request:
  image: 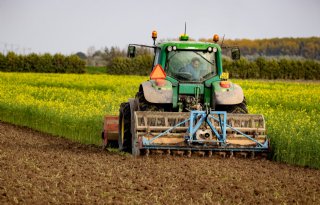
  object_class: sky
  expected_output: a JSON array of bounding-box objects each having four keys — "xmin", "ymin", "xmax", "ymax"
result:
[{"xmin": 0, "ymin": 0, "xmax": 319, "ymax": 55}]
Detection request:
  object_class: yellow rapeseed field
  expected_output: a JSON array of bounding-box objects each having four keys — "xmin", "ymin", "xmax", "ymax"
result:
[{"xmin": 0, "ymin": 72, "xmax": 319, "ymax": 168}]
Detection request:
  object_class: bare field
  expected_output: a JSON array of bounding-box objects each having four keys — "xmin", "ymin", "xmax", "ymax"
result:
[{"xmin": 0, "ymin": 121, "xmax": 319, "ymax": 205}]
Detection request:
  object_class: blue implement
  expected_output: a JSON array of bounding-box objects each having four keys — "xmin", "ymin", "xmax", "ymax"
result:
[{"xmin": 135, "ymin": 111, "xmax": 269, "ymax": 154}]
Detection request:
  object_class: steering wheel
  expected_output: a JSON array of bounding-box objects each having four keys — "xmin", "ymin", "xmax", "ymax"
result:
[{"xmin": 176, "ymin": 72, "xmax": 193, "ymax": 80}]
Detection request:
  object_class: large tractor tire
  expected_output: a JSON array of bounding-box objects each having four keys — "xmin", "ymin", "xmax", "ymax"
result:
[
  {"xmin": 136, "ymin": 91, "xmax": 164, "ymax": 111},
  {"xmin": 135, "ymin": 91, "xmax": 172, "ymax": 112},
  {"xmin": 129, "ymin": 98, "xmax": 141, "ymax": 157},
  {"xmin": 216, "ymin": 98, "xmax": 248, "ymax": 114},
  {"xmin": 118, "ymin": 102, "xmax": 132, "ymax": 152}
]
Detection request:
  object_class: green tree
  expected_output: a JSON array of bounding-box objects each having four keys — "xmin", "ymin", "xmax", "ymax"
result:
[
  {"xmin": 0, "ymin": 53, "xmax": 6, "ymax": 71},
  {"xmin": 6, "ymin": 52, "xmax": 18, "ymax": 71}
]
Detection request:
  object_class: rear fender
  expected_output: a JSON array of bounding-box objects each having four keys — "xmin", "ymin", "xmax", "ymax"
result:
[
  {"xmin": 141, "ymin": 80, "xmax": 173, "ymax": 103},
  {"xmin": 214, "ymin": 81, "xmax": 244, "ymax": 105}
]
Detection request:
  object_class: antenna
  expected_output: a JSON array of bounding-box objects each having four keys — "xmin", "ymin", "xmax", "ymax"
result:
[{"xmin": 184, "ymin": 22, "xmax": 187, "ymax": 35}]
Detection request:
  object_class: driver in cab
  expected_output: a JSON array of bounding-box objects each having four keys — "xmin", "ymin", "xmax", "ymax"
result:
[{"xmin": 181, "ymin": 57, "xmax": 205, "ymax": 81}]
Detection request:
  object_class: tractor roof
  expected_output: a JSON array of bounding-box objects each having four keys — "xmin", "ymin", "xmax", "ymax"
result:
[{"xmin": 157, "ymin": 41, "xmax": 221, "ymax": 50}]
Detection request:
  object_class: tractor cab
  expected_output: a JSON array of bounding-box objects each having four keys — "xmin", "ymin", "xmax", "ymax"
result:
[
  {"xmin": 151, "ymin": 34, "xmax": 223, "ymax": 84},
  {"xmin": 163, "ymin": 45, "xmax": 218, "ymax": 82}
]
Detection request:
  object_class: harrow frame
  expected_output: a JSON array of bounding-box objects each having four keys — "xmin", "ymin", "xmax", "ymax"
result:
[{"xmin": 137, "ymin": 111, "xmax": 269, "ymax": 153}]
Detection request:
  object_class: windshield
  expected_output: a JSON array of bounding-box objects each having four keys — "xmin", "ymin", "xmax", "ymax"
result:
[{"xmin": 165, "ymin": 50, "xmax": 217, "ymax": 82}]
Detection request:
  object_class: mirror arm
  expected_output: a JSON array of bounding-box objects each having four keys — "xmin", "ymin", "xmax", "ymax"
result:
[{"xmin": 129, "ymin": 44, "xmax": 157, "ymax": 49}]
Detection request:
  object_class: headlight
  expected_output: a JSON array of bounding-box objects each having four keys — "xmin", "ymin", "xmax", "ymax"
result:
[{"xmin": 213, "ymin": 47, "xmax": 217, "ymax": 53}]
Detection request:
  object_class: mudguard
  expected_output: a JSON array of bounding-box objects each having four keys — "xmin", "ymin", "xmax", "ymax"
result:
[
  {"xmin": 214, "ymin": 82, "xmax": 244, "ymax": 105},
  {"xmin": 141, "ymin": 80, "xmax": 173, "ymax": 103}
]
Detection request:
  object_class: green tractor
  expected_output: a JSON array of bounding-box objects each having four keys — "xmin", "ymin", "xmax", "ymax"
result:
[{"xmin": 103, "ymin": 31, "xmax": 268, "ymax": 157}]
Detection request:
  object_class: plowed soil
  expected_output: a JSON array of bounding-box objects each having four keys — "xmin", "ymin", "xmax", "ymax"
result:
[{"xmin": 0, "ymin": 122, "xmax": 320, "ymax": 205}]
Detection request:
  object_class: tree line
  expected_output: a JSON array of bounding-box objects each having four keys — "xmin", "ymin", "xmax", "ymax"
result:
[
  {"xmin": 0, "ymin": 52, "xmax": 85, "ymax": 73},
  {"xmin": 199, "ymin": 37, "xmax": 320, "ymax": 60},
  {"xmin": 223, "ymin": 57, "xmax": 320, "ymax": 80},
  {"xmin": 1, "ymin": 36, "xmax": 319, "ymax": 79},
  {"xmin": 76, "ymin": 46, "xmax": 151, "ymax": 67},
  {"xmin": 79, "ymin": 37, "xmax": 320, "ymax": 66}
]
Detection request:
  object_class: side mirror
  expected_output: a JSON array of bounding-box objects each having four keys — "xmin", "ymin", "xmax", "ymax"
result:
[
  {"xmin": 231, "ymin": 47, "xmax": 240, "ymax": 60},
  {"xmin": 127, "ymin": 45, "xmax": 136, "ymax": 58}
]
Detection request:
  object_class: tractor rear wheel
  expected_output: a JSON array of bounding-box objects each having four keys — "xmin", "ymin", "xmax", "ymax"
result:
[
  {"xmin": 136, "ymin": 91, "xmax": 163, "ymax": 111},
  {"xmin": 136, "ymin": 91, "xmax": 171, "ymax": 111},
  {"xmin": 118, "ymin": 102, "xmax": 132, "ymax": 152},
  {"xmin": 216, "ymin": 98, "xmax": 248, "ymax": 114}
]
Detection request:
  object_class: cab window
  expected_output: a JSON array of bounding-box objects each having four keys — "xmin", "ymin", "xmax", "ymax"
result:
[{"xmin": 165, "ymin": 50, "xmax": 217, "ymax": 82}]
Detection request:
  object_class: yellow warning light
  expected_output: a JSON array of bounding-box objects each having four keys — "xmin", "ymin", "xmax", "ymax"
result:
[
  {"xmin": 213, "ymin": 34, "xmax": 219, "ymax": 43},
  {"xmin": 152, "ymin": 30, "xmax": 158, "ymax": 40}
]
